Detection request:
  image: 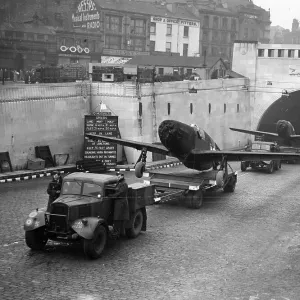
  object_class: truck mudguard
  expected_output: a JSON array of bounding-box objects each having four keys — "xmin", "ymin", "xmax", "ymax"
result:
[
  {"xmin": 23, "ymin": 208, "xmax": 47, "ymax": 231},
  {"xmin": 71, "ymin": 217, "xmax": 106, "ymax": 240}
]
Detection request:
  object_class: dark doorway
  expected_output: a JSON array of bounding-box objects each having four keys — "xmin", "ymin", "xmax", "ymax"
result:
[
  {"xmin": 257, "ymin": 91, "xmax": 300, "ymax": 140},
  {"xmin": 15, "ymin": 53, "xmax": 24, "ymax": 70}
]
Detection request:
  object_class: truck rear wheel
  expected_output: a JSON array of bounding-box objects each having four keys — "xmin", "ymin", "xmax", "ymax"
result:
[
  {"xmin": 186, "ymin": 190, "xmax": 203, "ymax": 209},
  {"xmin": 126, "ymin": 209, "xmax": 143, "ymax": 238},
  {"xmin": 241, "ymin": 162, "xmax": 247, "ymax": 172},
  {"xmin": 25, "ymin": 227, "xmax": 48, "ymax": 250},
  {"xmin": 83, "ymin": 224, "xmax": 107, "ymax": 259},
  {"xmin": 267, "ymin": 161, "xmax": 274, "ymax": 174}
]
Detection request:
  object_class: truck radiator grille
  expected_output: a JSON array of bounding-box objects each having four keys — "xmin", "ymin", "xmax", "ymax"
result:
[{"xmin": 49, "ymin": 215, "xmax": 68, "ymax": 233}]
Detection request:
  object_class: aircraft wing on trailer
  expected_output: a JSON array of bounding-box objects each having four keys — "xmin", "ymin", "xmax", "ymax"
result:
[
  {"xmin": 86, "ymin": 134, "xmax": 171, "ymax": 155},
  {"xmin": 229, "ymin": 127, "xmax": 284, "ymax": 142},
  {"xmin": 86, "ymin": 133, "xmax": 300, "ymax": 161}
]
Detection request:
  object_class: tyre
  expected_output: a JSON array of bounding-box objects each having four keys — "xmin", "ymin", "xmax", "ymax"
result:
[
  {"xmin": 223, "ymin": 178, "xmax": 236, "ymax": 193},
  {"xmin": 274, "ymin": 160, "xmax": 279, "ymax": 171},
  {"xmin": 241, "ymin": 162, "xmax": 247, "ymax": 172},
  {"xmin": 135, "ymin": 162, "xmax": 145, "ymax": 178},
  {"xmin": 186, "ymin": 190, "xmax": 203, "ymax": 209},
  {"xmin": 216, "ymin": 170, "xmax": 224, "ymax": 187},
  {"xmin": 25, "ymin": 227, "xmax": 48, "ymax": 250},
  {"xmin": 266, "ymin": 161, "xmax": 274, "ymax": 174},
  {"xmin": 125, "ymin": 209, "xmax": 144, "ymax": 238},
  {"xmin": 83, "ymin": 224, "xmax": 107, "ymax": 259},
  {"xmin": 278, "ymin": 161, "xmax": 281, "ymax": 169}
]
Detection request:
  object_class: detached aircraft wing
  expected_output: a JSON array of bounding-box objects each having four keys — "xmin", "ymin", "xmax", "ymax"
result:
[
  {"xmin": 86, "ymin": 134, "xmax": 171, "ymax": 156},
  {"xmin": 229, "ymin": 127, "xmax": 284, "ymax": 142},
  {"xmin": 190, "ymin": 149, "xmax": 300, "ymax": 161}
]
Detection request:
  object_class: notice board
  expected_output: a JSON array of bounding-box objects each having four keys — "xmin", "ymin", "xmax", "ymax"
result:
[{"xmin": 84, "ymin": 112, "xmax": 118, "ymax": 167}]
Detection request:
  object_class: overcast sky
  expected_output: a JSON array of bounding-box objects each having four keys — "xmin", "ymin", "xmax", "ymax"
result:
[{"xmin": 254, "ymin": 0, "xmax": 299, "ymax": 29}]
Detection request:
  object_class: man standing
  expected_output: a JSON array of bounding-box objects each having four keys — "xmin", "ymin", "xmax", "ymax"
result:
[
  {"xmin": 46, "ymin": 173, "xmax": 62, "ymax": 211},
  {"xmin": 110, "ymin": 172, "xmax": 129, "ymax": 239}
]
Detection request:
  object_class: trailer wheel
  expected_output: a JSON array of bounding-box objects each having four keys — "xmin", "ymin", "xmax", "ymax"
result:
[
  {"xmin": 216, "ymin": 170, "xmax": 224, "ymax": 187},
  {"xmin": 266, "ymin": 161, "xmax": 274, "ymax": 174},
  {"xmin": 241, "ymin": 162, "xmax": 247, "ymax": 172},
  {"xmin": 126, "ymin": 209, "xmax": 143, "ymax": 238},
  {"xmin": 186, "ymin": 190, "xmax": 203, "ymax": 209},
  {"xmin": 223, "ymin": 177, "xmax": 236, "ymax": 193},
  {"xmin": 274, "ymin": 160, "xmax": 279, "ymax": 171},
  {"xmin": 135, "ymin": 162, "xmax": 145, "ymax": 178}
]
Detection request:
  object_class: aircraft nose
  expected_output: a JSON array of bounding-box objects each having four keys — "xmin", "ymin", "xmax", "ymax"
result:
[{"xmin": 158, "ymin": 120, "xmax": 195, "ymax": 155}]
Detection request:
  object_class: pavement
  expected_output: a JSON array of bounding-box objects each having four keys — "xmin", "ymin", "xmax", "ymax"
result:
[
  {"xmin": 1, "ymin": 162, "xmax": 300, "ymax": 299},
  {"xmin": 0, "ymin": 158, "xmax": 182, "ymax": 183}
]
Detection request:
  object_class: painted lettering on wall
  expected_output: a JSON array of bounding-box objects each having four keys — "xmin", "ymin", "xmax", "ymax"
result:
[
  {"xmin": 72, "ymin": 0, "xmax": 101, "ymax": 30},
  {"xmin": 151, "ymin": 16, "xmax": 200, "ymax": 28},
  {"xmin": 244, "ymin": 14, "xmax": 258, "ymax": 19}
]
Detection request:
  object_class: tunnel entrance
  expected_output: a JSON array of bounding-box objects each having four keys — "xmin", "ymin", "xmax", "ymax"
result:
[{"xmin": 257, "ymin": 90, "xmax": 300, "ymax": 142}]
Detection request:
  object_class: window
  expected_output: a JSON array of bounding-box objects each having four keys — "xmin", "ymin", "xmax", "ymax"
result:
[
  {"xmin": 150, "ymin": 40, "xmax": 155, "ymax": 52},
  {"xmin": 213, "ymin": 16, "xmax": 219, "ymax": 29},
  {"xmin": 222, "ymin": 18, "xmax": 228, "ymax": 29},
  {"xmin": 244, "ymin": 28, "xmax": 248, "ymax": 39},
  {"xmin": 37, "ymin": 34, "xmax": 45, "ymax": 41},
  {"xmin": 278, "ymin": 49, "xmax": 284, "ymax": 57},
  {"xmin": 237, "ymin": 104, "xmax": 240, "ymax": 113},
  {"xmin": 150, "ymin": 22, "xmax": 156, "ymax": 34},
  {"xmin": 231, "ymin": 19, "xmax": 236, "ymax": 31},
  {"xmin": 82, "ymin": 183, "xmax": 102, "ymax": 197},
  {"xmin": 132, "ymin": 38, "xmax": 145, "ymax": 51},
  {"xmin": 186, "ymin": 68, "xmax": 192, "ymax": 75},
  {"xmin": 173, "ymin": 68, "xmax": 179, "ymax": 75},
  {"xmin": 190, "ymin": 103, "xmax": 193, "ymax": 114},
  {"xmin": 288, "ymin": 49, "xmax": 295, "ymax": 58},
  {"xmin": 27, "ymin": 33, "xmax": 34, "ymax": 41},
  {"xmin": 166, "ymin": 42, "xmax": 171, "ymax": 52},
  {"xmin": 158, "ymin": 68, "xmax": 164, "ymax": 75},
  {"xmin": 204, "ymin": 15, "xmax": 209, "ymax": 28},
  {"xmin": 131, "ymin": 19, "xmax": 146, "ymax": 35},
  {"xmin": 139, "ymin": 102, "xmax": 142, "ymax": 117},
  {"xmin": 183, "ymin": 43, "xmax": 188, "ymax": 56},
  {"xmin": 268, "ymin": 49, "xmax": 274, "ymax": 57},
  {"xmin": 105, "ymin": 15, "xmax": 122, "ymax": 33},
  {"xmin": 221, "ymin": 32, "xmax": 227, "ymax": 43},
  {"xmin": 184, "ymin": 26, "xmax": 189, "ymax": 37},
  {"xmin": 70, "ymin": 58, "xmax": 79, "ymax": 63},
  {"xmin": 212, "ymin": 46, "xmax": 219, "ymax": 56},
  {"xmin": 224, "ymin": 103, "xmax": 226, "ymax": 113},
  {"xmin": 62, "ymin": 181, "xmax": 82, "ymax": 195},
  {"xmin": 168, "ymin": 103, "xmax": 171, "ymax": 115},
  {"xmin": 203, "ymin": 30, "xmax": 209, "ymax": 41},
  {"xmin": 167, "ymin": 24, "xmax": 172, "ymax": 35},
  {"xmin": 15, "ymin": 31, "xmax": 24, "ymax": 39},
  {"xmin": 209, "ymin": 103, "xmax": 211, "ymax": 114},
  {"xmin": 230, "ymin": 32, "xmax": 236, "ymax": 42},
  {"xmin": 298, "ymin": 50, "xmax": 300, "ymax": 58},
  {"xmin": 105, "ymin": 35, "xmax": 121, "ymax": 49},
  {"xmin": 212, "ymin": 30, "xmax": 219, "ymax": 42},
  {"xmin": 251, "ymin": 29, "xmax": 256, "ymax": 39},
  {"xmin": 258, "ymin": 49, "xmax": 264, "ymax": 57}
]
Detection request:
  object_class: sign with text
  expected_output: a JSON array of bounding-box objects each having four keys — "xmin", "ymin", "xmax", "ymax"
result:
[
  {"xmin": 151, "ymin": 16, "xmax": 200, "ymax": 28},
  {"xmin": 102, "ymin": 48, "xmax": 150, "ymax": 57},
  {"xmin": 101, "ymin": 56, "xmax": 132, "ymax": 64},
  {"xmin": 72, "ymin": 0, "xmax": 100, "ymax": 30},
  {"xmin": 84, "ymin": 113, "xmax": 118, "ymax": 167}
]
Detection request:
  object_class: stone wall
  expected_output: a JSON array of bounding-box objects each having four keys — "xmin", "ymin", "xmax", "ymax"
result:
[{"xmin": 0, "ymin": 83, "xmax": 90, "ymax": 170}]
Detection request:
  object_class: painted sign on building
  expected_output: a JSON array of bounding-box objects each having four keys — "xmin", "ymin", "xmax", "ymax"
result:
[
  {"xmin": 151, "ymin": 16, "xmax": 200, "ymax": 28},
  {"xmin": 244, "ymin": 14, "xmax": 258, "ymax": 19},
  {"xmin": 72, "ymin": 0, "xmax": 100, "ymax": 30},
  {"xmin": 101, "ymin": 56, "xmax": 132, "ymax": 64}
]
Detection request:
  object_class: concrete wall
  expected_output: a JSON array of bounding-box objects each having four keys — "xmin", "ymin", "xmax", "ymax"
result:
[
  {"xmin": 0, "ymin": 83, "xmax": 90, "ymax": 170},
  {"xmin": 232, "ymin": 41, "xmax": 300, "ymax": 137},
  {"xmin": 91, "ymin": 78, "xmax": 251, "ymax": 164}
]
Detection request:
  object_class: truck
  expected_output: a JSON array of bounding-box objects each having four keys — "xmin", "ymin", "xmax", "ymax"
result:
[
  {"xmin": 240, "ymin": 141, "xmax": 281, "ymax": 173},
  {"xmin": 24, "ymin": 172, "xmax": 154, "ymax": 259},
  {"xmin": 143, "ymin": 163, "xmax": 237, "ymax": 209}
]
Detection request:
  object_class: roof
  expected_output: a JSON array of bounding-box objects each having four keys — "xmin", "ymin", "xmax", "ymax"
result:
[
  {"xmin": 64, "ymin": 172, "xmax": 119, "ymax": 185},
  {"xmin": 0, "ymin": 21, "xmax": 57, "ymax": 34},
  {"xmin": 226, "ymin": 69, "xmax": 246, "ymax": 78},
  {"xmin": 94, "ymin": 0, "xmax": 199, "ymax": 20},
  {"xmin": 126, "ymin": 55, "xmax": 226, "ymax": 68}
]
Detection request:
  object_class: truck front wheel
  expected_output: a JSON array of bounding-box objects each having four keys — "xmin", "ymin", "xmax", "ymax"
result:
[
  {"xmin": 186, "ymin": 190, "xmax": 203, "ymax": 209},
  {"xmin": 241, "ymin": 162, "xmax": 247, "ymax": 172},
  {"xmin": 135, "ymin": 162, "xmax": 145, "ymax": 178},
  {"xmin": 267, "ymin": 161, "xmax": 274, "ymax": 174},
  {"xmin": 126, "ymin": 209, "xmax": 144, "ymax": 238},
  {"xmin": 84, "ymin": 224, "xmax": 107, "ymax": 259},
  {"xmin": 25, "ymin": 227, "xmax": 48, "ymax": 250}
]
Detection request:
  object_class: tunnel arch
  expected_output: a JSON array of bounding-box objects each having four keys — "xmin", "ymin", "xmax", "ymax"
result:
[{"xmin": 257, "ymin": 90, "xmax": 300, "ymax": 141}]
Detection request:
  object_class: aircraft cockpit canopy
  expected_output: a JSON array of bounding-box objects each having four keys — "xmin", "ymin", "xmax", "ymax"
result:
[{"xmin": 190, "ymin": 124, "xmax": 205, "ymax": 139}]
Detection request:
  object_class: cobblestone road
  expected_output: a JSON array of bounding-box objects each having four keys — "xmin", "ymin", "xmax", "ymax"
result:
[{"xmin": 1, "ymin": 162, "xmax": 300, "ymax": 300}]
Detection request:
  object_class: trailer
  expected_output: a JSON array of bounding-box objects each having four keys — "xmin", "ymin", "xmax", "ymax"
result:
[{"xmin": 143, "ymin": 165, "xmax": 237, "ymax": 209}]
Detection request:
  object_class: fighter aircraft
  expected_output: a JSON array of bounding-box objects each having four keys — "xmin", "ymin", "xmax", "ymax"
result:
[
  {"xmin": 230, "ymin": 120, "xmax": 300, "ymax": 147},
  {"xmin": 86, "ymin": 120, "xmax": 300, "ymax": 178}
]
